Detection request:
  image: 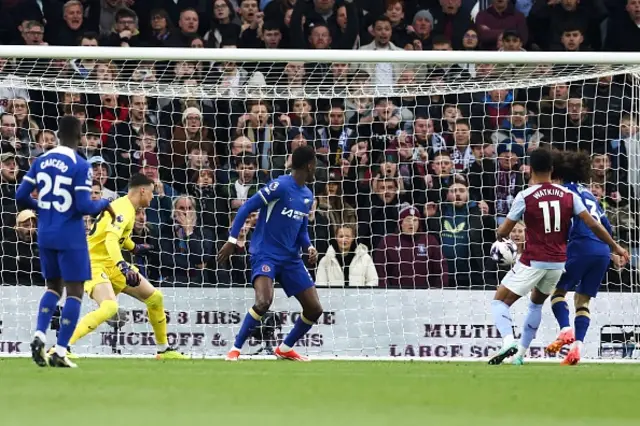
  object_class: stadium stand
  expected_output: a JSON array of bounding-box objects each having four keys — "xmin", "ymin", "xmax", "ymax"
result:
[{"xmin": 0, "ymin": 0, "xmax": 638, "ymax": 359}]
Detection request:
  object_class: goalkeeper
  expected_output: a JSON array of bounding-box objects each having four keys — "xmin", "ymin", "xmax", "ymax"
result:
[{"xmin": 69, "ymin": 173, "xmax": 187, "ymax": 360}]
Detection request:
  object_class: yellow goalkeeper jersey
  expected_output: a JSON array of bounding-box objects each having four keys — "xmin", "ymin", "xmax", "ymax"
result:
[{"xmin": 87, "ymin": 195, "xmax": 136, "ymax": 265}]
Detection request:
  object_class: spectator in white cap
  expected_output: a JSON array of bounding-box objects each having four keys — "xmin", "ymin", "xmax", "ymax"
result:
[
  {"xmin": 0, "ymin": 152, "xmax": 19, "ymax": 224},
  {"xmin": 171, "ymin": 106, "xmax": 215, "ymax": 169},
  {"xmin": 88, "ymin": 156, "xmax": 118, "ymax": 201},
  {"xmin": 1, "ymin": 209, "xmax": 42, "ymax": 283}
]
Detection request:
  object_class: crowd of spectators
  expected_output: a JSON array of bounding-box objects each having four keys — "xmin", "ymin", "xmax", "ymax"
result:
[{"xmin": 0, "ymin": 0, "xmax": 638, "ymax": 290}]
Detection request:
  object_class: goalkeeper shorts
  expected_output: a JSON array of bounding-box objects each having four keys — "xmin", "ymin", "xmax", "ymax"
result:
[{"xmin": 85, "ymin": 261, "xmax": 139, "ymax": 297}]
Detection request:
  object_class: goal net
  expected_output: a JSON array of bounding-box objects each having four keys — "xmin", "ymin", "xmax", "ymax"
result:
[{"xmin": 0, "ymin": 47, "xmax": 639, "ymax": 360}]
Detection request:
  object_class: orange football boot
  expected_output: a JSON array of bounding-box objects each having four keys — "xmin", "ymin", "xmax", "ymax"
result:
[
  {"xmin": 225, "ymin": 348, "xmax": 241, "ymax": 361},
  {"xmin": 546, "ymin": 328, "xmax": 575, "ymax": 354},
  {"xmin": 561, "ymin": 345, "xmax": 581, "ymax": 366},
  {"xmin": 275, "ymin": 347, "xmax": 310, "ymax": 362}
]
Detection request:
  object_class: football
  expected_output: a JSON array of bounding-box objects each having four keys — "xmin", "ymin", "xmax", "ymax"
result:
[{"xmin": 490, "ymin": 239, "xmax": 518, "ymax": 266}]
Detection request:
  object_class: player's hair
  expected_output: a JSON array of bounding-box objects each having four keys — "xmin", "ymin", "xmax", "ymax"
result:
[
  {"xmin": 115, "ymin": 7, "xmax": 137, "ymax": 22},
  {"xmin": 373, "ymin": 15, "xmax": 393, "ymax": 27},
  {"xmin": 551, "ymin": 149, "xmax": 565, "ymax": 181},
  {"xmin": 557, "ymin": 150, "xmax": 592, "ymax": 183},
  {"xmin": 336, "ymin": 223, "xmax": 357, "ymax": 237},
  {"xmin": 385, "ymin": 0, "xmax": 405, "ymax": 10},
  {"xmin": 291, "ymin": 145, "xmax": 316, "ymax": 170},
  {"xmin": 262, "ymin": 21, "xmax": 281, "ymax": 32},
  {"xmin": 141, "ymin": 123, "xmax": 158, "ymax": 138},
  {"xmin": 432, "ymin": 35, "xmax": 452, "ymax": 47},
  {"xmin": 433, "ymin": 150, "xmax": 452, "ymax": 160},
  {"xmin": 529, "ymin": 148, "xmax": 554, "ymax": 174},
  {"xmin": 310, "ymin": 21, "xmax": 331, "ymax": 34},
  {"xmin": 77, "ymin": 31, "xmax": 99, "ymax": 45},
  {"xmin": 455, "ymin": 118, "xmax": 470, "ymax": 128},
  {"xmin": 129, "ymin": 173, "xmax": 154, "ymax": 188},
  {"xmin": 58, "ymin": 115, "xmax": 82, "ymax": 147},
  {"xmin": 235, "ymin": 154, "xmax": 257, "ymax": 167},
  {"xmin": 36, "ymin": 129, "xmax": 55, "ymax": 142},
  {"xmin": 562, "ymin": 22, "xmax": 583, "ymax": 35}
]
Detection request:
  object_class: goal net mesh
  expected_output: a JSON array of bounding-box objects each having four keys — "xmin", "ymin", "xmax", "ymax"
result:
[{"xmin": 0, "ymin": 52, "xmax": 639, "ymax": 360}]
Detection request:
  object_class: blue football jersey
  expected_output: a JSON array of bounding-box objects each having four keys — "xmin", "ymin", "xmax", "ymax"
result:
[
  {"xmin": 16, "ymin": 146, "xmax": 109, "ymax": 250},
  {"xmin": 564, "ymin": 182, "xmax": 611, "ymax": 257},
  {"xmin": 230, "ymin": 175, "xmax": 313, "ymax": 261}
]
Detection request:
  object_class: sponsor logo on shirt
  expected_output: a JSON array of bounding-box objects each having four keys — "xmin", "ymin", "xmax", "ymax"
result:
[{"xmin": 281, "ymin": 207, "xmax": 307, "ymax": 221}]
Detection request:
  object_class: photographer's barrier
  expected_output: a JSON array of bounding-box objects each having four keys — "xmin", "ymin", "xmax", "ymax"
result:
[{"xmin": 1, "ymin": 287, "xmax": 639, "ymax": 359}]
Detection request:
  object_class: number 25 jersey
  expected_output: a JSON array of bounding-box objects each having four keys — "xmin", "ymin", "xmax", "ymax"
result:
[{"xmin": 22, "ymin": 146, "xmax": 96, "ymax": 250}]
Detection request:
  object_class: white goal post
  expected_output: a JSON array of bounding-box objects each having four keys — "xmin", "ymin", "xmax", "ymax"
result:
[{"xmin": 0, "ymin": 46, "xmax": 639, "ymax": 361}]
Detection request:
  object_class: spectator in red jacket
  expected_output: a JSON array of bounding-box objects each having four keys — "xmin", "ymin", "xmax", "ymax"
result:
[
  {"xmin": 476, "ymin": 0, "xmax": 528, "ymax": 50},
  {"xmin": 374, "ymin": 203, "xmax": 448, "ymax": 288}
]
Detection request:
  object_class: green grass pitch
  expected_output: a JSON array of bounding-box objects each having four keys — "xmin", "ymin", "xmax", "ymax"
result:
[{"xmin": 0, "ymin": 358, "xmax": 637, "ymax": 426}]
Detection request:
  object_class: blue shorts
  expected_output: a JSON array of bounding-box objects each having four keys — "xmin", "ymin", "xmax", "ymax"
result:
[
  {"xmin": 250, "ymin": 255, "xmax": 314, "ymax": 298},
  {"xmin": 555, "ymin": 254, "xmax": 610, "ymax": 298},
  {"xmin": 40, "ymin": 247, "xmax": 91, "ymax": 282}
]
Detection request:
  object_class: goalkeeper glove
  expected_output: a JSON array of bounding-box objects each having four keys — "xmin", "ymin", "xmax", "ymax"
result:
[
  {"xmin": 117, "ymin": 261, "xmax": 140, "ymax": 287},
  {"xmin": 132, "ymin": 243, "xmax": 153, "ymax": 255}
]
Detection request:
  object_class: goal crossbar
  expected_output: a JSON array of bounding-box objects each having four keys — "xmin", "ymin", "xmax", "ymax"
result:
[{"xmin": 0, "ymin": 45, "xmax": 639, "ymax": 65}]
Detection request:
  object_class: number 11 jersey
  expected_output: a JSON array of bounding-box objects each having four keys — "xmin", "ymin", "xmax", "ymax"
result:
[{"xmin": 506, "ymin": 182, "xmax": 586, "ymax": 269}]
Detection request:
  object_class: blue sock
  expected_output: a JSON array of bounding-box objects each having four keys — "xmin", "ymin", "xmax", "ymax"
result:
[
  {"xmin": 491, "ymin": 300, "xmax": 513, "ymax": 343},
  {"xmin": 35, "ymin": 290, "xmax": 61, "ymax": 336},
  {"xmin": 283, "ymin": 315, "xmax": 314, "ymax": 349},
  {"xmin": 234, "ymin": 308, "xmax": 263, "ymax": 350},
  {"xmin": 56, "ymin": 296, "xmax": 82, "ymax": 350},
  {"xmin": 551, "ymin": 295, "xmax": 571, "ymax": 329},
  {"xmin": 520, "ymin": 301, "xmax": 543, "ymax": 349},
  {"xmin": 574, "ymin": 307, "xmax": 591, "ymax": 342}
]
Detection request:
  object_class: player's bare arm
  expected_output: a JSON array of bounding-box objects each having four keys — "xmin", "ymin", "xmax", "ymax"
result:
[
  {"xmin": 496, "ymin": 218, "xmax": 518, "ymax": 240},
  {"xmin": 217, "ymin": 241, "xmax": 236, "ymax": 264},
  {"xmin": 577, "ymin": 210, "xmax": 630, "ymax": 263}
]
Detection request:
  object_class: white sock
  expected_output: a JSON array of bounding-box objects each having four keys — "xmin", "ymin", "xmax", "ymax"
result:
[
  {"xmin": 231, "ymin": 346, "xmax": 241, "ymax": 353},
  {"xmin": 34, "ymin": 330, "xmax": 46, "ymax": 343},
  {"xmin": 516, "ymin": 343, "xmax": 527, "ymax": 358},
  {"xmin": 55, "ymin": 345, "xmax": 67, "ymax": 357},
  {"xmin": 279, "ymin": 343, "xmax": 292, "ymax": 353},
  {"xmin": 574, "ymin": 340, "xmax": 584, "ymax": 351},
  {"xmin": 561, "ymin": 326, "xmax": 572, "ymax": 332},
  {"xmin": 157, "ymin": 343, "xmax": 169, "ymax": 352},
  {"xmin": 503, "ymin": 334, "xmax": 515, "ymax": 347}
]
